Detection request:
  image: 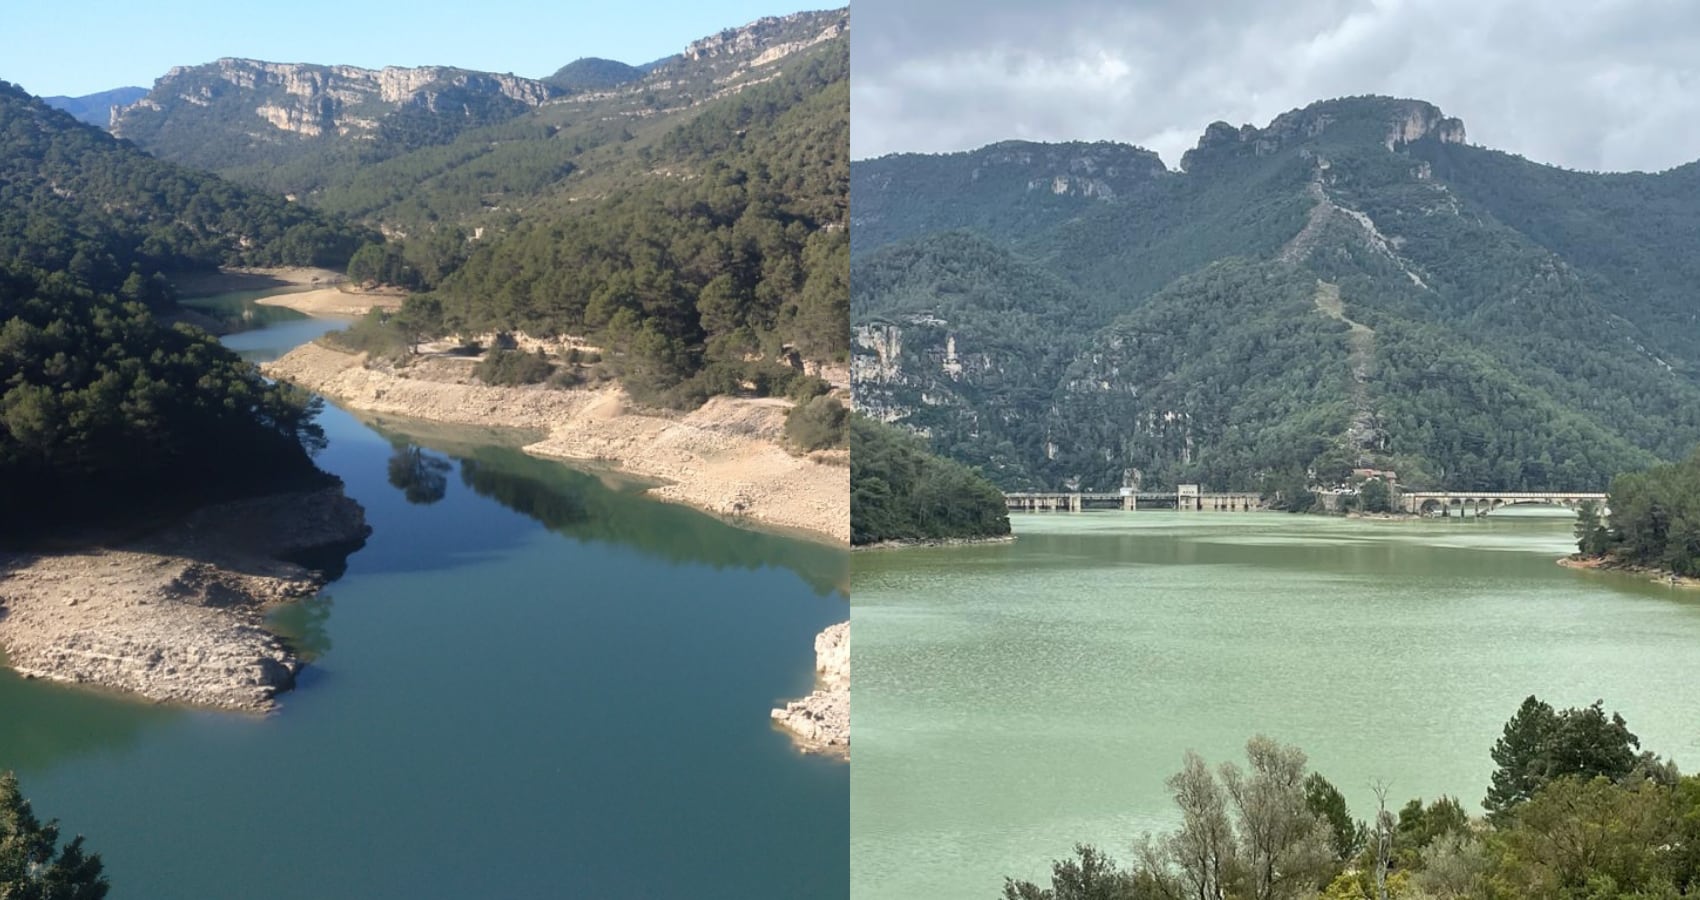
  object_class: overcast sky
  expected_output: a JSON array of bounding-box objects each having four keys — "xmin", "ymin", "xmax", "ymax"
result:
[{"xmin": 851, "ymin": 0, "xmax": 1700, "ymax": 173}]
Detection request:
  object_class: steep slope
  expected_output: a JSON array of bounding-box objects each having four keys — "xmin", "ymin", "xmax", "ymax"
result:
[
  {"xmin": 850, "ymin": 97, "xmax": 1700, "ymax": 492},
  {"xmin": 112, "ymin": 60, "xmax": 562, "ymax": 192},
  {"xmin": 425, "ymin": 31, "xmax": 849, "ymax": 405},
  {"xmin": 42, "ymin": 86, "xmax": 146, "ymax": 127},
  {"xmin": 0, "ymin": 81, "xmax": 372, "ymax": 294},
  {"xmin": 115, "ymin": 9, "xmax": 849, "ymax": 241},
  {"xmin": 850, "ymin": 414, "xmax": 1010, "ymax": 545}
]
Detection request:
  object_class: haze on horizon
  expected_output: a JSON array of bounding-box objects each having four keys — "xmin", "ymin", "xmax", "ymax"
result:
[
  {"xmin": 850, "ymin": 0, "xmax": 1700, "ymax": 174},
  {"xmin": 7, "ymin": 0, "xmax": 806, "ymax": 98}
]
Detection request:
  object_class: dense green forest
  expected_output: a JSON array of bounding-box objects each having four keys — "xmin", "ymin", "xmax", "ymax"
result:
[
  {"xmin": 852, "ymin": 97, "xmax": 1700, "ymax": 493},
  {"xmin": 0, "ymin": 264, "xmax": 328, "ymax": 534},
  {"xmin": 81, "ymin": 13, "xmax": 849, "ymax": 409},
  {"xmin": 1, "ymin": 81, "xmax": 372, "ymax": 290},
  {"xmin": 849, "ymin": 414, "xmax": 1010, "ymax": 545},
  {"xmin": 420, "ymin": 41, "xmax": 847, "ymax": 406},
  {"xmin": 0, "ymin": 771, "xmax": 108, "ymax": 897},
  {"xmin": 1003, "ymin": 697, "xmax": 1695, "ymax": 900},
  {"xmin": 0, "ymin": 83, "xmax": 343, "ymax": 536},
  {"xmin": 546, "ymin": 58, "xmax": 647, "ymax": 91},
  {"xmin": 1575, "ymin": 449, "xmax": 1700, "ymax": 576}
]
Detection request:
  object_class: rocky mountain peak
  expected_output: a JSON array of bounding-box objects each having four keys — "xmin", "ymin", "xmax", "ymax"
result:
[
  {"xmin": 684, "ymin": 9, "xmax": 848, "ymax": 63},
  {"xmin": 1182, "ymin": 96, "xmax": 1467, "ymax": 171}
]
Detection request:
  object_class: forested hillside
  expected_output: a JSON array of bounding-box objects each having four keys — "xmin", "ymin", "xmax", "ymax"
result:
[
  {"xmin": 850, "ymin": 415, "xmax": 1009, "ymax": 546},
  {"xmin": 98, "ymin": 11, "xmax": 850, "ymax": 409},
  {"xmin": 0, "ymin": 83, "xmax": 345, "ymax": 534},
  {"xmin": 851, "ymin": 97, "xmax": 1700, "ymax": 493},
  {"xmin": 0, "ymin": 264, "xmax": 329, "ymax": 535},
  {"xmin": 114, "ymin": 10, "xmax": 847, "ymax": 240},
  {"xmin": 0, "ymin": 81, "xmax": 373, "ymax": 295},
  {"xmin": 1575, "ymin": 450, "xmax": 1700, "ymax": 576},
  {"xmin": 423, "ymin": 39, "xmax": 848, "ymax": 406}
]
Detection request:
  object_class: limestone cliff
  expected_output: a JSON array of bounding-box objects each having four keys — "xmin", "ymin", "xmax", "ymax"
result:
[{"xmin": 114, "ymin": 59, "xmax": 559, "ymax": 145}]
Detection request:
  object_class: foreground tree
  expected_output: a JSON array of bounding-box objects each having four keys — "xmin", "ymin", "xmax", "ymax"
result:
[
  {"xmin": 0, "ymin": 772, "xmax": 108, "ymax": 899},
  {"xmin": 1483, "ymin": 696, "xmax": 1641, "ymax": 822},
  {"xmin": 1222, "ymin": 737, "xmax": 1337, "ymax": 900},
  {"xmin": 1001, "ymin": 845, "xmax": 1143, "ymax": 900},
  {"xmin": 1485, "ymin": 774, "xmax": 1690, "ymax": 897}
]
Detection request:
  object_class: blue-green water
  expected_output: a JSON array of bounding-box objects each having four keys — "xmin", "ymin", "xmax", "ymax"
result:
[
  {"xmin": 852, "ymin": 511, "xmax": 1700, "ymax": 899},
  {"xmin": 0, "ymin": 299, "xmax": 848, "ymax": 897}
]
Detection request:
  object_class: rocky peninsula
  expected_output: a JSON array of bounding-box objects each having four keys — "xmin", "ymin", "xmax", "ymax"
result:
[
  {"xmin": 0, "ymin": 487, "xmax": 370, "ymax": 711},
  {"xmin": 263, "ymin": 342, "xmax": 850, "ymax": 543},
  {"xmin": 771, "ymin": 621, "xmax": 849, "ymax": 757}
]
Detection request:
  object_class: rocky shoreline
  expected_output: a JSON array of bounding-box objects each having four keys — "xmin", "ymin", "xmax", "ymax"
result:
[
  {"xmin": 1558, "ymin": 555, "xmax": 1700, "ymax": 588},
  {"xmin": 262, "ymin": 342, "xmax": 850, "ymax": 543},
  {"xmin": 770, "ymin": 621, "xmax": 849, "ymax": 758},
  {"xmin": 0, "ymin": 487, "xmax": 370, "ymax": 711}
]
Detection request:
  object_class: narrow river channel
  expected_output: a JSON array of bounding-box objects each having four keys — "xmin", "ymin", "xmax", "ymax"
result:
[{"xmin": 0, "ymin": 293, "xmax": 850, "ymax": 898}]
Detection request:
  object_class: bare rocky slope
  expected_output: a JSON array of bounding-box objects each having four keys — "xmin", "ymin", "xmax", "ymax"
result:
[
  {"xmin": 770, "ymin": 620, "xmax": 849, "ymax": 756},
  {"xmin": 0, "ymin": 487, "xmax": 369, "ymax": 711},
  {"xmin": 263, "ymin": 342, "xmax": 850, "ymax": 543}
]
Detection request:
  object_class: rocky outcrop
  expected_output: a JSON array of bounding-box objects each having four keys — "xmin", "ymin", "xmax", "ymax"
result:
[
  {"xmin": 0, "ymin": 487, "xmax": 369, "ymax": 712},
  {"xmin": 1182, "ymin": 97, "xmax": 1466, "ymax": 171},
  {"xmin": 770, "ymin": 621, "xmax": 849, "ymax": 757},
  {"xmin": 686, "ymin": 11, "xmax": 848, "ymax": 64},
  {"xmin": 115, "ymin": 59, "xmax": 560, "ymax": 141}
]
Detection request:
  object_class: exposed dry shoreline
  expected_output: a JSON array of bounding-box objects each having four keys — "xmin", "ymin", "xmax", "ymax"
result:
[
  {"xmin": 263, "ymin": 342, "xmax": 850, "ymax": 543},
  {"xmin": 256, "ymin": 286, "xmax": 403, "ymax": 318},
  {"xmin": 1558, "ymin": 555, "xmax": 1700, "ymax": 588},
  {"xmin": 173, "ymin": 265, "xmax": 349, "ymax": 297},
  {"xmin": 771, "ymin": 621, "xmax": 849, "ymax": 757},
  {"xmin": 0, "ymin": 487, "xmax": 370, "ymax": 711}
]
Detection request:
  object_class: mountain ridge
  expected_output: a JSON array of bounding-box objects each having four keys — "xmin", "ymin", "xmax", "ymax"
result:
[{"xmin": 850, "ymin": 96, "xmax": 1700, "ymax": 494}]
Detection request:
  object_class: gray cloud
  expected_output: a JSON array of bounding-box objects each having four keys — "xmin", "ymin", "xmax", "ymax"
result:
[{"xmin": 851, "ymin": 0, "xmax": 1700, "ymax": 172}]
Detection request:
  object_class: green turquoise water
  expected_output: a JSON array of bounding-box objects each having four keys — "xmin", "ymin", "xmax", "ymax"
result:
[
  {"xmin": 850, "ymin": 511, "xmax": 1700, "ymax": 899},
  {"xmin": 0, "ymin": 298, "xmax": 848, "ymax": 898}
]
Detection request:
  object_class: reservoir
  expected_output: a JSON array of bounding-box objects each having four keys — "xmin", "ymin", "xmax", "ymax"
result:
[
  {"xmin": 851, "ymin": 511, "xmax": 1700, "ymax": 899},
  {"xmin": 0, "ymin": 295, "xmax": 849, "ymax": 898}
]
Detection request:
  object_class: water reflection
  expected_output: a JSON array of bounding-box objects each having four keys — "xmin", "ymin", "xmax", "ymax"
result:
[
  {"xmin": 369, "ymin": 419, "xmax": 848, "ymax": 598},
  {"xmin": 0, "ymin": 672, "xmax": 180, "ymax": 774},
  {"xmin": 386, "ymin": 444, "xmax": 452, "ymax": 505},
  {"xmin": 268, "ymin": 594, "xmax": 336, "ymax": 662}
]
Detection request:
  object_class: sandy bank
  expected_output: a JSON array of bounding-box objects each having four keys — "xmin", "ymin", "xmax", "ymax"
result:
[
  {"xmin": 771, "ymin": 621, "xmax": 849, "ymax": 758},
  {"xmin": 256, "ymin": 286, "xmax": 403, "ymax": 318},
  {"xmin": 0, "ymin": 487, "xmax": 370, "ymax": 711},
  {"xmin": 262, "ymin": 342, "xmax": 849, "ymax": 543},
  {"xmin": 173, "ymin": 266, "xmax": 349, "ymax": 297},
  {"xmin": 1558, "ymin": 555, "xmax": 1700, "ymax": 588}
]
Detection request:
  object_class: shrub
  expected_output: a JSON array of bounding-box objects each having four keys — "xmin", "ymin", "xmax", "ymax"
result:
[
  {"xmin": 322, "ymin": 309, "xmax": 409, "ymax": 360},
  {"xmin": 785, "ymin": 395, "xmax": 848, "ymax": 452},
  {"xmin": 476, "ymin": 348, "xmax": 554, "ymax": 386}
]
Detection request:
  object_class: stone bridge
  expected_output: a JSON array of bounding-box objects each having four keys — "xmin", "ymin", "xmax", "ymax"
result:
[{"xmin": 1397, "ymin": 491, "xmax": 1608, "ymax": 517}]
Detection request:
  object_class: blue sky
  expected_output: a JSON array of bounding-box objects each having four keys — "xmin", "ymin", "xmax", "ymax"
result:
[{"xmin": 7, "ymin": 0, "xmax": 811, "ymax": 97}]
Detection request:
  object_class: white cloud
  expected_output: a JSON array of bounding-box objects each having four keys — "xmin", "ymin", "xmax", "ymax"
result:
[{"xmin": 851, "ymin": 0, "xmax": 1700, "ymax": 172}]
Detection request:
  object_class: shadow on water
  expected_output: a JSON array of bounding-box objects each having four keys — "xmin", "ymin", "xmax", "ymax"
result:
[
  {"xmin": 0, "ymin": 667, "xmax": 182, "ymax": 773},
  {"xmin": 362, "ymin": 416, "xmax": 847, "ymax": 598}
]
